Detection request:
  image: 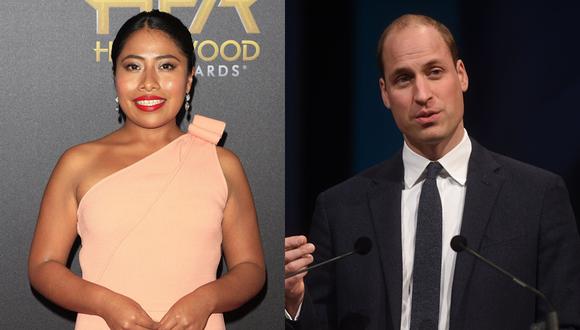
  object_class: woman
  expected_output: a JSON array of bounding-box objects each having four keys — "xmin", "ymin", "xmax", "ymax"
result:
[{"xmin": 28, "ymin": 10, "xmax": 265, "ymax": 330}]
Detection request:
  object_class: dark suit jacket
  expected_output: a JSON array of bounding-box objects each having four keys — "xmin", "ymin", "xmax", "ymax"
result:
[{"xmin": 294, "ymin": 140, "xmax": 580, "ymax": 330}]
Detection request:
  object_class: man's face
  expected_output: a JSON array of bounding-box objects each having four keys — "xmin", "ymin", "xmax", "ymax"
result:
[{"xmin": 379, "ymin": 25, "xmax": 468, "ymax": 153}]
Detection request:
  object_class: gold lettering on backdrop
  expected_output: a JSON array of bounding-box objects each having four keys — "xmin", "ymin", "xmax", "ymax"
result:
[
  {"xmin": 192, "ymin": 39, "xmax": 260, "ymax": 62},
  {"xmin": 189, "ymin": 0, "xmax": 216, "ymax": 34},
  {"xmin": 95, "ymin": 39, "xmax": 259, "ymax": 62},
  {"xmin": 241, "ymin": 40, "xmax": 259, "ymax": 60},
  {"xmin": 85, "ymin": 0, "xmax": 260, "ymax": 35},
  {"xmin": 87, "ymin": 1, "xmax": 262, "ymax": 66},
  {"xmin": 220, "ymin": 40, "xmax": 241, "ymax": 62},
  {"xmin": 94, "ymin": 41, "xmax": 113, "ymax": 62},
  {"xmin": 85, "ymin": 0, "xmax": 153, "ymax": 34},
  {"xmin": 158, "ymin": 0, "xmax": 261, "ymax": 34},
  {"xmin": 196, "ymin": 40, "xmax": 219, "ymax": 61},
  {"xmin": 218, "ymin": 0, "xmax": 259, "ymax": 33},
  {"xmin": 158, "ymin": 0, "xmax": 197, "ymax": 13}
]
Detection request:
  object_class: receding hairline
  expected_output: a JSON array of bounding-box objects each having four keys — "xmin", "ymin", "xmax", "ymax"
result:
[{"xmin": 377, "ymin": 14, "xmax": 459, "ymax": 78}]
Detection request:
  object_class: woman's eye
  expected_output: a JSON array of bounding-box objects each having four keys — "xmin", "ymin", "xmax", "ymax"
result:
[
  {"xmin": 160, "ymin": 63, "xmax": 175, "ymax": 71},
  {"xmin": 125, "ymin": 63, "xmax": 140, "ymax": 71}
]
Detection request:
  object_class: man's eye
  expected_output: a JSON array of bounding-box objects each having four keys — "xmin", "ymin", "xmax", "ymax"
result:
[
  {"xmin": 395, "ymin": 75, "xmax": 411, "ymax": 86},
  {"xmin": 429, "ymin": 68, "xmax": 443, "ymax": 78},
  {"xmin": 160, "ymin": 63, "xmax": 175, "ymax": 71}
]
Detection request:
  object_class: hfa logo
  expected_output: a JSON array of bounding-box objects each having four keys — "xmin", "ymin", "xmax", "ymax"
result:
[{"xmin": 86, "ymin": 0, "xmax": 261, "ymax": 78}]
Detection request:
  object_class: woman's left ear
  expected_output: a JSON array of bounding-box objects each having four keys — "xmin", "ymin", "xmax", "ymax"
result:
[{"xmin": 186, "ymin": 70, "xmax": 195, "ymax": 93}]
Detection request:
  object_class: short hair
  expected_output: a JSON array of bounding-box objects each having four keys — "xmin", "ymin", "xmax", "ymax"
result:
[
  {"xmin": 111, "ymin": 10, "xmax": 197, "ymax": 124},
  {"xmin": 376, "ymin": 14, "xmax": 459, "ymax": 78}
]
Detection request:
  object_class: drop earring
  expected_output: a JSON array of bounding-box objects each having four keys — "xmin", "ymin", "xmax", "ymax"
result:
[
  {"xmin": 185, "ymin": 93, "xmax": 192, "ymax": 122},
  {"xmin": 115, "ymin": 96, "xmax": 122, "ymax": 123}
]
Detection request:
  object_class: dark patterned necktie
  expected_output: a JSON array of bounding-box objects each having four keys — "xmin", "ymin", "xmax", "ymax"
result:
[{"xmin": 410, "ymin": 162, "xmax": 443, "ymax": 330}]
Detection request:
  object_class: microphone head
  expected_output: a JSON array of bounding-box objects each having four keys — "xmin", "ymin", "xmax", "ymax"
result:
[
  {"xmin": 450, "ymin": 235, "xmax": 468, "ymax": 252},
  {"xmin": 354, "ymin": 237, "xmax": 373, "ymax": 255}
]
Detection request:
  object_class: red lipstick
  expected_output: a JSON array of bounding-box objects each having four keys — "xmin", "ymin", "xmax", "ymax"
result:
[{"xmin": 133, "ymin": 95, "xmax": 166, "ymax": 112}]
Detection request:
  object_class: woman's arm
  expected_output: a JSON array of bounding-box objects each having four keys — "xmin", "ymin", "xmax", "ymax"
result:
[
  {"xmin": 211, "ymin": 147, "xmax": 266, "ymax": 308},
  {"xmin": 28, "ymin": 146, "xmax": 157, "ymax": 330},
  {"xmin": 158, "ymin": 147, "xmax": 266, "ymax": 330}
]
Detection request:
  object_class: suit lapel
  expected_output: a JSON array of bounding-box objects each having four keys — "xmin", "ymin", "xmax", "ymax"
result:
[
  {"xmin": 449, "ymin": 140, "xmax": 505, "ymax": 329},
  {"xmin": 366, "ymin": 152, "xmax": 404, "ymax": 330},
  {"xmin": 364, "ymin": 141, "xmax": 504, "ymax": 329}
]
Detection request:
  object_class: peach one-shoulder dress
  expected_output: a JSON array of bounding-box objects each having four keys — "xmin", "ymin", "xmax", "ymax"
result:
[{"xmin": 75, "ymin": 115, "xmax": 227, "ymax": 330}]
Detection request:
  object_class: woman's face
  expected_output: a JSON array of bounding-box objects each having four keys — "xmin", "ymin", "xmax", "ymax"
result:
[{"xmin": 114, "ymin": 28, "xmax": 193, "ymax": 129}]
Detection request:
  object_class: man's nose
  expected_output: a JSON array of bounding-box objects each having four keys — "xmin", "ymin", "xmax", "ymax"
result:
[{"xmin": 413, "ymin": 76, "xmax": 432, "ymax": 106}]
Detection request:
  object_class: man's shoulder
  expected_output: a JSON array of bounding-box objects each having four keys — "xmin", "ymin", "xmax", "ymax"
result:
[
  {"xmin": 318, "ymin": 151, "xmax": 403, "ymax": 204},
  {"xmin": 476, "ymin": 142, "xmax": 562, "ymax": 185},
  {"xmin": 468, "ymin": 143, "xmax": 565, "ymax": 195}
]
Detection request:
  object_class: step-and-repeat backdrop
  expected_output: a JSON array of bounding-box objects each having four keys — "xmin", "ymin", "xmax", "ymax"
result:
[{"xmin": 0, "ymin": 1, "xmax": 283, "ymax": 328}]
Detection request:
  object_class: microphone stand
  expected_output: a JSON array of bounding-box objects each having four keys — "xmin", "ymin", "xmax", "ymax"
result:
[
  {"xmin": 285, "ymin": 237, "xmax": 372, "ymax": 279},
  {"xmin": 451, "ymin": 236, "xmax": 559, "ymax": 330}
]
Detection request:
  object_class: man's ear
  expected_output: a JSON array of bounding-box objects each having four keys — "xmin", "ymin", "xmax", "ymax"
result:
[
  {"xmin": 456, "ymin": 59, "xmax": 469, "ymax": 92},
  {"xmin": 379, "ymin": 77, "xmax": 391, "ymax": 109}
]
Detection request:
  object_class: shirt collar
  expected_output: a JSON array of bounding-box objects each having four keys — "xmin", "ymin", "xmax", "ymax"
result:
[{"xmin": 402, "ymin": 129, "xmax": 472, "ymax": 188}]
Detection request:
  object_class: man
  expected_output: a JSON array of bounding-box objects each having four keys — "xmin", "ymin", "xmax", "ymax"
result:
[{"xmin": 285, "ymin": 14, "xmax": 580, "ymax": 330}]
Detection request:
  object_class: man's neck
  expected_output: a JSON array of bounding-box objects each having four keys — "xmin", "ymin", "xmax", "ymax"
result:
[{"xmin": 405, "ymin": 124, "xmax": 465, "ymax": 161}]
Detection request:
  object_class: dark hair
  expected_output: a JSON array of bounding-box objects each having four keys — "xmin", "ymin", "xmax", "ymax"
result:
[
  {"xmin": 111, "ymin": 10, "xmax": 197, "ymax": 124},
  {"xmin": 377, "ymin": 14, "xmax": 459, "ymax": 79}
]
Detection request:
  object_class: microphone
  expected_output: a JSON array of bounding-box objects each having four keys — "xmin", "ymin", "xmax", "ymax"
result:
[
  {"xmin": 450, "ymin": 235, "xmax": 559, "ymax": 330},
  {"xmin": 285, "ymin": 236, "xmax": 372, "ymax": 279}
]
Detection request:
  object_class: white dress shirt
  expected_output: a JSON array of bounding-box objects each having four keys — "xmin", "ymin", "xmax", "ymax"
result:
[
  {"xmin": 286, "ymin": 131, "xmax": 472, "ymax": 328},
  {"xmin": 400, "ymin": 130, "xmax": 471, "ymax": 330}
]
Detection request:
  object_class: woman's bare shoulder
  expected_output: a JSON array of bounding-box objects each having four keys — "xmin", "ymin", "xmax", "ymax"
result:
[
  {"xmin": 59, "ymin": 139, "xmax": 104, "ymax": 167},
  {"xmin": 215, "ymin": 147, "xmax": 252, "ymax": 199},
  {"xmin": 53, "ymin": 134, "xmax": 116, "ymax": 181},
  {"xmin": 216, "ymin": 146, "xmax": 244, "ymax": 176}
]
